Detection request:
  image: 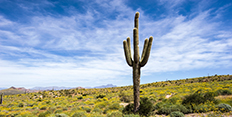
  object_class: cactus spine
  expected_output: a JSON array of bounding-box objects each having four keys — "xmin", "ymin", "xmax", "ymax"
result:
[
  {"xmin": 123, "ymin": 12, "xmax": 153, "ymax": 113},
  {"xmin": 0, "ymin": 93, "xmax": 3, "ymax": 104}
]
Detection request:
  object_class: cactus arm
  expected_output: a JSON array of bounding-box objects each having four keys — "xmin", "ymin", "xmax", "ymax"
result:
[
  {"xmin": 140, "ymin": 36, "xmax": 153, "ymax": 67},
  {"xmin": 127, "ymin": 37, "xmax": 132, "ymax": 58},
  {"xmin": 140, "ymin": 38, "xmax": 149, "ymax": 63},
  {"xmin": 123, "ymin": 40, "xmax": 133, "ymax": 67}
]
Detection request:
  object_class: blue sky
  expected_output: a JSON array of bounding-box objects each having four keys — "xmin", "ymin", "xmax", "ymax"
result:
[{"xmin": 0, "ymin": 0, "xmax": 232, "ymax": 88}]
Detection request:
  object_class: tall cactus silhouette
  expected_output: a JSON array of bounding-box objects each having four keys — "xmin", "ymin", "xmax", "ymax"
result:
[{"xmin": 123, "ymin": 12, "xmax": 153, "ymax": 113}]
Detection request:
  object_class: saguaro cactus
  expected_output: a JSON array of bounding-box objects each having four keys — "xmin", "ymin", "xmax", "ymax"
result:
[{"xmin": 123, "ymin": 12, "xmax": 153, "ymax": 113}]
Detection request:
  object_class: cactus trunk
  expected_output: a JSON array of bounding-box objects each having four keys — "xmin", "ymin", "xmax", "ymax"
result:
[
  {"xmin": 123, "ymin": 12, "xmax": 153, "ymax": 113},
  {"xmin": 133, "ymin": 63, "xmax": 140, "ymax": 112}
]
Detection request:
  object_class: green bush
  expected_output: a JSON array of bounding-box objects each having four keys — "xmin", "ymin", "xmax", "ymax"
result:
[
  {"xmin": 122, "ymin": 103, "xmax": 134, "ymax": 115},
  {"xmin": 92, "ymin": 108, "xmax": 102, "ymax": 113},
  {"xmin": 154, "ymin": 102, "xmax": 165, "ymax": 110},
  {"xmin": 62, "ymin": 107, "xmax": 68, "ymax": 111},
  {"xmin": 170, "ymin": 104, "xmax": 189, "ymax": 114},
  {"xmin": 55, "ymin": 113, "xmax": 69, "ymax": 117},
  {"xmin": 182, "ymin": 90, "xmax": 218, "ymax": 106},
  {"xmin": 123, "ymin": 114, "xmax": 140, "ymax": 117},
  {"xmin": 138, "ymin": 97, "xmax": 155, "ymax": 116},
  {"xmin": 107, "ymin": 111, "xmax": 123, "ymax": 117},
  {"xmin": 18, "ymin": 103, "xmax": 24, "ymax": 107},
  {"xmin": 216, "ymin": 103, "xmax": 232, "ymax": 112},
  {"xmin": 193, "ymin": 104, "xmax": 209, "ymax": 113},
  {"xmin": 96, "ymin": 94, "xmax": 106, "ymax": 99},
  {"xmin": 156, "ymin": 104, "xmax": 190, "ymax": 115},
  {"xmin": 170, "ymin": 111, "xmax": 184, "ymax": 117},
  {"xmin": 77, "ymin": 96, "xmax": 83, "ymax": 100},
  {"xmin": 40, "ymin": 105, "xmax": 47, "ymax": 110},
  {"xmin": 156, "ymin": 107, "xmax": 171, "ymax": 115},
  {"xmin": 82, "ymin": 106, "xmax": 91, "ymax": 113},
  {"xmin": 119, "ymin": 92, "xmax": 133, "ymax": 103},
  {"xmin": 38, "ymin": 110, "xmax": 51, "ymax": 117},
  {"xmin": 54, "ymin": 109, "xmax": 63, "ymax": 113},
  {"xmin": 72, "ymin": 112, "xmax": 86, "ymax": 117},
  {"xmin": 216, "ymin": 89, "xmax": 232, "ymax": 95},
  {"xmin": 108, "ymin": 103, "xmax": 121, "ymax": 110},
  {"xmin": 122, "ymin": 97, "xmax": 154, "ymax": 116},
  {"xmin": 168, "ymin": 97, "xmax": 180, "ymax": 104}
]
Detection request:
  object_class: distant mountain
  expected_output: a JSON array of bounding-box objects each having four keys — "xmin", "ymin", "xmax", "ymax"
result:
[
  {"xmin": 0, "ymin": 86, "xmax": 30, "ymax": 95},
  {"xmin": 30, "ymin": 86, "xmax": 74, "ymax": 91},
  {"xmin": 93, "ymin": 84, "xmax": 117, "ymax": 88}
]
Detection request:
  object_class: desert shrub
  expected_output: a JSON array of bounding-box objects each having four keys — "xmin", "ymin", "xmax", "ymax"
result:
[
  {"xmin": 122, "ymin": 103, "xmax": 134, "ymax": 115},
  {"xmin": 18, "ymin": 103, "xmax": 24, "ymax": 107},
  {"xmin": 107, "ymin": 111, "xmax": 123, "ymax": 117},
  {"xmin": 122, "ymin": 97, "xmax": 154, "ymax": 116},
  {"xmin": 92, "ymin": 108, "xmax": 102, "ymax": 113},
  {"xmin": 96, "ymin": 94, "xmax": 106, "ymax": 99},
  {"xmin": 168, "ymin": 97, "xmax": 180, "ymax": 104},
  {"xmin": 55, "ymin": 113, "xmax": 69, "ymax": 117},
  {"xmin": 103, "ymin": 108, "xmax": 110, "ymax": 114},
  {"xmin": 40, "ymin": 105, "xmax": 47, "ymax": 110},
  {"xmin": 71, "ymin": 107, "xmax": 81, "ymax": 112},
  {"xmin": 32, "ymin": 109, "xmax": 40, "ymax": 115},
  {"xmin": 123, "ymin": 114, "xmax": 140, "ymax": 117},
  {"xmin": 38, "ymin": 110, "xmax": 51, "ymax": 117},
  {"xmin": 216, "ymin": 89, "xmax": 232, "ymax": 95},
  {"xmin": 170, "ymin": 111, "xmax": 184, "ymax": 117},
  {"xmin": 156, "ymin": 104, "xmax": 190, "ymax": 115},
  {"xmin": 119, "ymin": 92, "xmax": 133, "ymax": 103},
  {"xmin": 56, "ymin": 105, "xmax": 62, "ymax": 109},
  {"xmin": 37, "ymin": 98, "xmax": 42, "ymax": 102},
  {"xmin": 182, "ymin": 90, "xmax": 218, "ymax": 106},
  {"xmin": 156, "ymin": 107, "xmax": 171, "ymax": 115},
  {"xmin": 82, "ymin": 106, "xmax": 91, "ymax": 113},
  {"xmin": 108, "ymin": 103, "xmax": 121, "ymax": 110},
  {"xmin": 48, "ymin": 106, "xmax": 56, "ymax": 113},
  {"xmin": 54, "ymin": 109, "xmax": 63, "ymax": 113},
  {"xmin": 193, "ymin": 104, "xmax": 209, "ymax": 113},
  {"xmin": 138, "ymin": 97, "xmax": 155, "ymax": 116},
  {"xmin": 77, "ymin": 96, "xmax": 83, "ymax": 100},
  {"xmin": 72, "ymin": 111, "xmax": 86, "ymax": 117},
  {"xmin": 7, "ymin": 103, "xmax": 15, "ymax": 107},
  {"xmin": 216, "ymin": 103, "xmax": 232, "ymax": 112},
  {"xmin": 62, "ymin": 107, "xmax": 68, "ymax": 111},
  {"xmin": 82, "ymin": 94, "xmax": 88, "ymax": 96},
  {"xmin": 95, "ymin": 102, "xmax": 108, "ymax": 109},
  {"xmin": 183, "ymin": 104, "xmax": 193, "ymax": 113},
  {"xmin": 154, "ymin": 102, "xmax": 165, "ymax": 110},
  {"xmin": 170, "ymin": 104, "xmax": 189, "ymax": 114}
]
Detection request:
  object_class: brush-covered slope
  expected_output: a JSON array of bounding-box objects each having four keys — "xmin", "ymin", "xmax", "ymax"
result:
[{"xmin": 0, "ymin": 74, "xmax": 231, "ymax": 117}]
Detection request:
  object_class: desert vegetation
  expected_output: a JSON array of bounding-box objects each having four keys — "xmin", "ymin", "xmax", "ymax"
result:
[{"xmin": 0, "ymin": 74, "xmax": 232, "ymax": 116}]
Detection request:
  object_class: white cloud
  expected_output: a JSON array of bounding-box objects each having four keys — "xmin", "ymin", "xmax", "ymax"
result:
[{"xmin": 142, "ymin": 10, "xmax": 232, "ymax": 74}]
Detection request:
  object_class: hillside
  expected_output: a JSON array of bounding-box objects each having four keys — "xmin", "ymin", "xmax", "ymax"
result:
[
  {"xmin": 0, "ymin": 87, "xmax": 29, "ymax": 95},
  {"xmin": 0, "ymin": 74, "xmax": 231, "ymax": 116}
]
